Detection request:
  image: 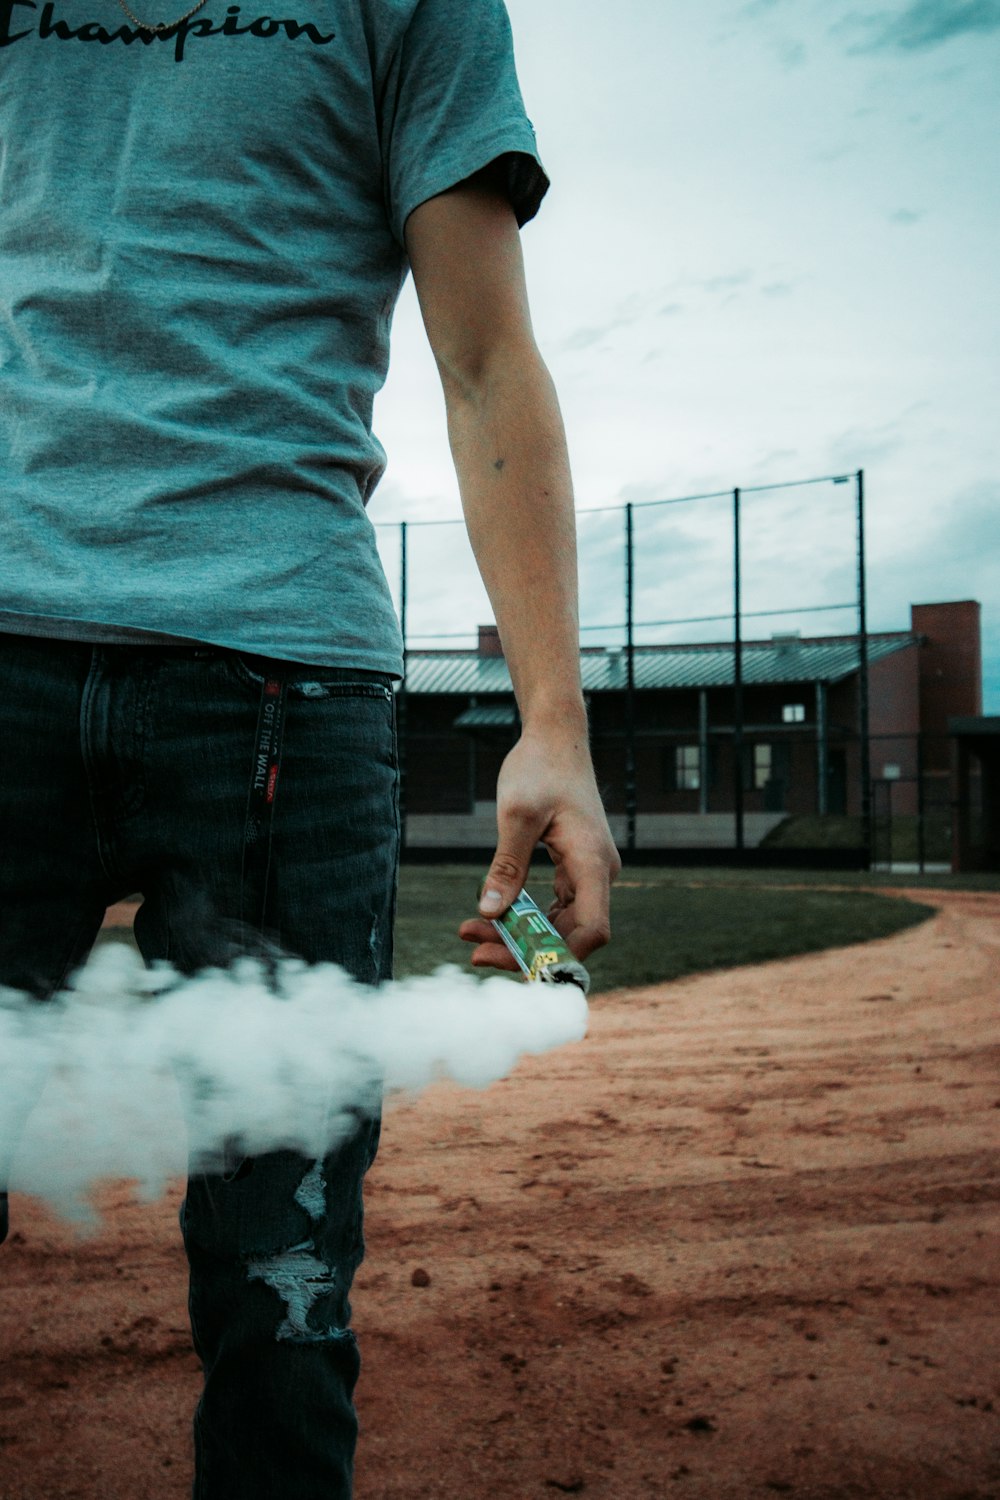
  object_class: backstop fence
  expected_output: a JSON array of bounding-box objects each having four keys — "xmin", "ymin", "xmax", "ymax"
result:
[{"xmin": 373, "ymin": 468, "xmax": 952, "ymax": 869}]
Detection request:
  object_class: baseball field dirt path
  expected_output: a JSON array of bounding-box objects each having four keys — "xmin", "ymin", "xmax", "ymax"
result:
[{"xmin": 0, "ymin": 887, "xmax": 997, "ymax": 1499}]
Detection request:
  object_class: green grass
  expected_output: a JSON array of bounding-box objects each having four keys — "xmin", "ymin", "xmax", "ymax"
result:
[
  {"xmin": 762, "ymin": 813, "xmax": 953, "ymax": 862},
  {"xmin": 760, "ymin": 814, "xmax": 868, "ymax": 850},
  {"xmin": 394, "ymin": 865, "xmax": 944, "ymax": 995},
  {"xmin": 98, "ymin": 863, "xmax": 989, "ymax": 996}
]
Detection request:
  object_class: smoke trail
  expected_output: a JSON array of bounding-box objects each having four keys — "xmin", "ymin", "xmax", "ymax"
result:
[{"xmin": 1, "ymin": 945, "xmax": 588, "ymax": 1225}]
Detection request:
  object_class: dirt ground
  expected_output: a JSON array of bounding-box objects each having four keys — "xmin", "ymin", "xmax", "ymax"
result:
[{"xmin": 0, "ymin": 887, "xmax": 998, "ymax": 1500}]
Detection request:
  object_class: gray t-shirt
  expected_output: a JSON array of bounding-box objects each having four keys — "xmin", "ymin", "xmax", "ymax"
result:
[{"xmin": 0, "ymin": 0, "xmax": 548, "ymax": 671}]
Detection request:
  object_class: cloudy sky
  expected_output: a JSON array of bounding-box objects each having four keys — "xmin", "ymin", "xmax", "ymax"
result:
[{"xmin": 372, "ymin": 0, "xmax": 1000, "ymax": 711}]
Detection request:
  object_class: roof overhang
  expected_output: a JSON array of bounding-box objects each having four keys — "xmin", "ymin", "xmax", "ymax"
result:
[
  {"xmin": 949, "ymin": 716, "xmax": 1000, "ymax": 738},
  {"xmin": 454, "ymin": 704, "xmax": 518, "ymax": 730}
]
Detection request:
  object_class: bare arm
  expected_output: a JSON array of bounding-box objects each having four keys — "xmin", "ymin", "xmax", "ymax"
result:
[{"xmin": 405, "ymin": 175, "xmax": 620, "ymax": 969}]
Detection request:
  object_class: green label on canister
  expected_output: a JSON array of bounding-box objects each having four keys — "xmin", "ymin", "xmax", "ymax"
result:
[{"xmin": 479, "ymin": 883, "xmax": 591, "ymax": 995}]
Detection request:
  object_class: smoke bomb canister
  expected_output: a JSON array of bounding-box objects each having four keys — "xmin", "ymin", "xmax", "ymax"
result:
[{"xmin": 479, "ymin": 883, "xmax": 591, "ymax": 995}]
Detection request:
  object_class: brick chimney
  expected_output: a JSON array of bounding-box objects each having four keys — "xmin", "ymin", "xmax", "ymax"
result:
[
  {"xmin": 478, "ymin": 624, "xmax": 504, "ymax": 658},
  {"xmin": 911, "ymin": 600, "xmax": 982, "ymax": 738}
]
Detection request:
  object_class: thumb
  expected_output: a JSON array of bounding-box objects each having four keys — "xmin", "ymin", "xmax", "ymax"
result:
[{"xmin": 478, "ymin": 832, "xmax": 538, "ymax": 920}]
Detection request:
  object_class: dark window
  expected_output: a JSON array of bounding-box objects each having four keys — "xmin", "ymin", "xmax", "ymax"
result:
[
  {"xmin": 753, "ymin": 743, "xmax": 772, "ymax": 790},
  {"xmin": 663, "ymin": 743, "xmax": 701, "ymax": 792},
  {"xmin": 743, "ymin": 741, "xmax": 790, "ymax": 791},
  {"xmin": 676, "ymin": 744, "xmax": 700, "ymax": 790}
]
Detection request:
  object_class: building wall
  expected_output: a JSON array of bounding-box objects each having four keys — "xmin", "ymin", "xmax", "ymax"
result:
[
  {"xmin": 400, "ymin": 612, "xmax": 981, "ymax": 849},
  {"xmin": 912, "ymin": 601, "xmax": 982, "ymax": 768},
  {"xmin": 425, "ymin": 680, "xmax": 877, "ymax": 821},
  {"xmin": 951, "ymin": 729, "xmax": 1000, "ymax": 872},
  {"xmin": 403, "ymin": 693, "xmax": 519, "ymax": 816},
  {"xmin": 868, "ymin": 643, "xmax": 921, "ymax": 815}
]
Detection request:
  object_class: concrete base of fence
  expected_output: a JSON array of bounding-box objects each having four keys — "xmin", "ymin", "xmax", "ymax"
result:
[{"xmin": 403, "ymin": 808, "xmax": 787, "ymax": 850}]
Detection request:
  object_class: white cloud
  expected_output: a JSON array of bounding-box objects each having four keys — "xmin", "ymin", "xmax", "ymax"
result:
[
  {"xmin": 841, "ymin": 0, "xmax": 1000, "ymax": 55},
  {"xmin": 372, "ymin": 0, "xmax": 1000, "ymax": 708}
]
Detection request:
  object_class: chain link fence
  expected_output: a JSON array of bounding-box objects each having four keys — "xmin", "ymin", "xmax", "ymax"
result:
[{"xmin": 371, "ymin": 469, "xmax": 955, "ymax": 867}]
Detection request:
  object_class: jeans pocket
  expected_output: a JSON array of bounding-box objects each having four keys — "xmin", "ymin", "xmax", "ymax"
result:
[{"xmin": 218, "ymin": 652, "xmax": 393, "ymax": 703}]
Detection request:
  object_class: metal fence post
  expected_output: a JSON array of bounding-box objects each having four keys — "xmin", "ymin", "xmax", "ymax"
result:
[
  {"xmin": 917, "ymin": 731, "xmax": 926, "ymax": 874},
  {"xmin": 856, "ymin": 469, "xmax": 872, "ymax": 865},
  {"xmin": 398, "ymin": 520, "xmax": 408, "ymax": 852},
  {"xmin": 816, "ymin": 680, "xmax": 829, "ymax": 815},
  {"xmin": 625, "ymin": 502, "xmax": 637, "ymax": 855},
  {"xmin": 733, "ymin": 487, "xmax": 745, "ymax": 852},
  {"xmin": 698, "ymin": 688, "xmax": 709, "ymax": 817}
]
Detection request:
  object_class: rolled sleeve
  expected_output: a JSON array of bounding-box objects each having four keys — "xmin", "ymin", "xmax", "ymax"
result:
[{"xmin": 380, "ymin": 0, "xmax": 550, "ymax": 246}]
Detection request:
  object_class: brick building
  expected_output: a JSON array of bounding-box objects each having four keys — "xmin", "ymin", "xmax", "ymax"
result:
[{"xmin": 398, "ymin": 601, "xmax": 983, "ymax": 862}]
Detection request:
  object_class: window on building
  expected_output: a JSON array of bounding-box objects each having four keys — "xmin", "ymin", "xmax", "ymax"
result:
[
  {"xmin": 676, "ymin": 744, "xmax": 700, "ymax": 791},
  {"xmin": 743, "ymin": 741, "xmax": 791, "ymax": 792},
  {"xmin": 664, "ymin": 744, "xmax": 701, "ymax": 792},
  {"xmin": 782, "ymin": 703, "xmax": 806, "ymax": 723},
  {"xmin": 753, "ymin": 743, "xmax": 772, "ymax": 790}
]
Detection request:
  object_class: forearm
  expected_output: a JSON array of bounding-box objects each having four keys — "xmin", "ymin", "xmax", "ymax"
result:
[
  {"xmin": 405, "ymin": 178, "xmax": 619, "ymax": 956},
  {"xmin": 443, "ymin": 336, "xmax": 586, "ymax": 737}
]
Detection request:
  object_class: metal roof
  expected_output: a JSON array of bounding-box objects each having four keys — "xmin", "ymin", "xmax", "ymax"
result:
[
  {"xmin": 453, "ymin": 704, "xmax": 518, "ymax": 729},
  {"xmin": 403, "ymin": 633, "xmax": 918, "ymax": 695},
  {"xmin": 948, "ymin": 715, "xmax": 1000, "ymax": 737}
]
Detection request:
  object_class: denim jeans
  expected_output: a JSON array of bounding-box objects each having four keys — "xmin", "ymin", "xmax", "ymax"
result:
[{"xmin": 0, "ymin": 633, "xmax": 399, "ymax": 1499}]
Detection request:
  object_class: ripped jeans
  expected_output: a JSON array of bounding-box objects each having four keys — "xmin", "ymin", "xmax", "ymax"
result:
[{"xmin": 0, "ymin": 633, "xmax": 399, "ymax": 1499}]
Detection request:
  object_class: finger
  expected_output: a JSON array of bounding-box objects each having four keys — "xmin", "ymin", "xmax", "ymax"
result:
[
  {"xmin": 478, "ymin": 812, "xmax": 543, "ymax": 920},
  {"xmin": 458, "ymin": 919, "xmax": 521, "ymax": 973},
  {"xmin": 559, "ymin": 864, "xmax": 612, "ymax": 961},
  {"xmin": 458, "ymin": 918, "xmax": 501, "ymax": 946},
  {"xmin": 553, "ymin": 866, "xmax": 576, "ymax": 909},
  {"xmin": 545, "ymin": 864, "xmax": 582, "ymax": 928},
  {"xmin": 546, "ymin": 885, "xmax": 573, "ymax": 925},
  {"xmin": 470, "ymin": 940, "xmax": 521, "ymax": 973},
  {"xmin": 472, "ymin": 946, "xmax": 520, "ymax": 973}
]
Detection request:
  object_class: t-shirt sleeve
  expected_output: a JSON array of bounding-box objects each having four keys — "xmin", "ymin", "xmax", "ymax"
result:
[{"xmin": 380, "ymin": 0, "xmax": 550, "ymax": 247}]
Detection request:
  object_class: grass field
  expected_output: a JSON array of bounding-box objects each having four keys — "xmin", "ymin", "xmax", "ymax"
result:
[
  {"xmin": 96, "ymin": 864, "xmax": 997, "ymax": 996},
  {"xmin": 393, "ymin": 864, "xmax": 956, "ymax": 994}
]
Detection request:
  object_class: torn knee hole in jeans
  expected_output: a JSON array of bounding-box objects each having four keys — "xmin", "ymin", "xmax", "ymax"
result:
[
  {"xmin": 247, "ymin": 1241, "xmax": 351, "ymax": 1343},
  {"xmin": 245, "ymin": 1161, "xmax": 353, "ymax": 1344}
]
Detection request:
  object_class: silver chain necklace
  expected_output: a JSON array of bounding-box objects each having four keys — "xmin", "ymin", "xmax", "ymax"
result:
[{"xmin": 116, "ymin": 0, "xmax": 209, "ymax": 32}]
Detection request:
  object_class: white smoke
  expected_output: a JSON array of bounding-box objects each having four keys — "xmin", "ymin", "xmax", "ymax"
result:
[{"xmin": 1, "ymin": 944, "xmax": 588, "ymax": 1225}]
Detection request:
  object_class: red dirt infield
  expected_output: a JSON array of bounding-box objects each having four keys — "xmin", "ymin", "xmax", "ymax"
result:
[{"xmin": 1, "ymin": 888, "xmax": 997, "ymax": 1499}]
